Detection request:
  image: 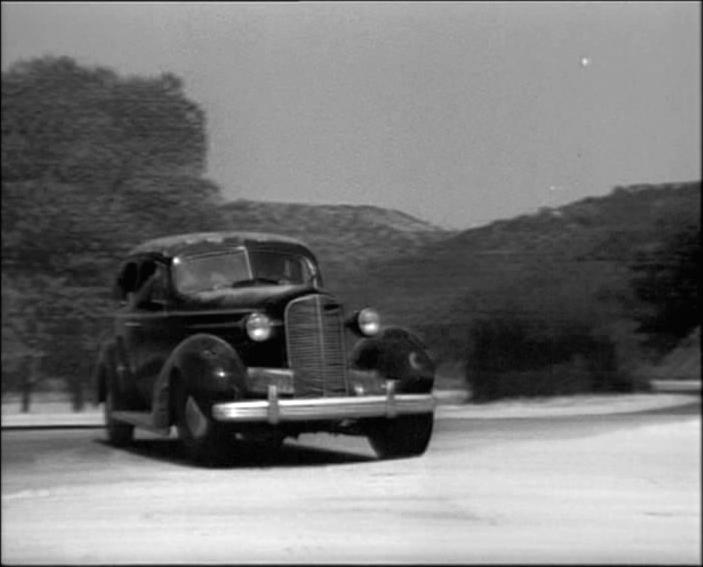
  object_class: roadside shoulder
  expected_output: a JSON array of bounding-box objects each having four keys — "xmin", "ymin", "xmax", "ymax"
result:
[
  {"xmin": 436, "ymin": 392, "xmax": 700, "ymax": 419},
  {"xmin": 2, "ymin": 390, "xmax": 699, "ymax": 429}
]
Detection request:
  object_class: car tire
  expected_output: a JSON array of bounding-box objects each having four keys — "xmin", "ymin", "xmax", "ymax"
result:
[
  {"xmin": 174, "ymin": 380, "xmax": 231, "ymax": 465},
  {"xmin": 365, "ymin": 413, "xmax": 434, "ymax": 459},
  {"xmin": 104, "ymin": 369, "xmax": 134, "ymax": 447}
]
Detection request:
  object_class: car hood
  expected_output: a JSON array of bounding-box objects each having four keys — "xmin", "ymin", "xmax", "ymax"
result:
[{"xmin": 177, "ymin": 284, "xmax": 334, "ymax": 313}]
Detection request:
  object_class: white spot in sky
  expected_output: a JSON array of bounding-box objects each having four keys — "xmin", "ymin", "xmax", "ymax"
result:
[{"xmin": 580, "ymin": 57, "xmax": 591, "ymax": 67}]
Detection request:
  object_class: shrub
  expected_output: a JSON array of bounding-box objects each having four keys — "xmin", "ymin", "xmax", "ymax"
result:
[{"xmin": 465, "ymin": 314, "xmax": 641, "ymax": 402}]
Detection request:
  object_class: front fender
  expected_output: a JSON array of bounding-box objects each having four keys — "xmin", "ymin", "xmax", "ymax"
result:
[
  {"xmin": 152, "ymin": 333, "xmax": 247, "ymax": 428},
  {"xmin": 350, "ymin": 327, "xmax": 435, "ymax": 393}
]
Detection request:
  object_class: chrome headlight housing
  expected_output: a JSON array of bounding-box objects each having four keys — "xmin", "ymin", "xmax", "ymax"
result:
[
  {"xmin": 246, "ymin": 312, "xmax": 273, "ymax": 342},
  {"xmin": 357, "ymin": 308, "xmax": 381, "ymax": 337}
]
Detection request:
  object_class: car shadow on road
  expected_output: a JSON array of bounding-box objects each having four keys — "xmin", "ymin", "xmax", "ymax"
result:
[{"xmin": 94, "ymin": 437, "xmax": 376, "ymax": 469}]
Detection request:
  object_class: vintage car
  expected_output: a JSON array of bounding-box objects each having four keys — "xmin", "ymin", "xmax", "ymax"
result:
[{"xmin": 94, "ymin": 231, "xmax": 436, "ymax": 463}]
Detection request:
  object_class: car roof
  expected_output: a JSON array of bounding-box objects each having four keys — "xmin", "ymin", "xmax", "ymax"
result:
[{"xmin": 128, "ymin": 231, "xmax": 312, "ymax": 258}]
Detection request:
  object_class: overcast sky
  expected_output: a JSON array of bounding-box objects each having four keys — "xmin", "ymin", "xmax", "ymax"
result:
[{"xmin": 2, "ymin": 2, "xmax": 700, "ymax": 229}]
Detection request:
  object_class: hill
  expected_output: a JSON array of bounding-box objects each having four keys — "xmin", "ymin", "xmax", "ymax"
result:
[
  {"xmin": 643, "ymin": 327, "xmax": 701, "ymax": 381},
  {"xmin": 219, "ymin": 182, "xmax": 699, "ymax": 395},
  {"xmin": 335, "ymin": 181, "xmax": 700, "ymax": 363},
  {"xmin": 221, "ymin": 183, "xmax": 699, "ymax": 331},
  {"xmin": 219, "ymin": 199, "xmax": 457, "ymax": 289}
]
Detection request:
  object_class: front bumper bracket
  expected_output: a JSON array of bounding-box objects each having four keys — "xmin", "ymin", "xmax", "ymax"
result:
[{"xmin": 211, "ymin": 380, "xmax": 435, "ymax": 424}]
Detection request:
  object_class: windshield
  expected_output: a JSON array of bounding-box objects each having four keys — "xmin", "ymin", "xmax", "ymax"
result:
[{"xmin": 172, "ymin": 249, "xmax": 315, "ymax": 294}]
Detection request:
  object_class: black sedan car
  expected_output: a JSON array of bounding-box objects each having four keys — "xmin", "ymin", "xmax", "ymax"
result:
[{"xmin": 94, "ymin": 231, "xmax": 436, "ymax": 463}]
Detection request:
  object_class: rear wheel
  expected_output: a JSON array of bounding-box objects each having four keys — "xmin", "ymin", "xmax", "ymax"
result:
[
  {"xmin": 174, "ymin": 380, "xmax": 232, "ymax": 465},
  {"xmin": 366, "ymin": 413, "xmax": 434, "ymax": 459},
  {"xmin": 103, "ymin": 369, "xmax": 134, "ymax": 447}
]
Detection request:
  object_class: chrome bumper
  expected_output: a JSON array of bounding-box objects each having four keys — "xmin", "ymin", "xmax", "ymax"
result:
[{"xmin": 211, "ymin": 381, "xmax": 435, "ymax": 425}]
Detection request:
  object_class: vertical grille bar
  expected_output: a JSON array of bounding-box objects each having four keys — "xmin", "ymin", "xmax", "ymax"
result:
[{"xmin": 285, "ymin": 294, "xmax": 348, "ymax": 397}]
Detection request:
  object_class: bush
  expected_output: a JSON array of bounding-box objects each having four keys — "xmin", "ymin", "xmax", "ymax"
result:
[
  {"xmin": 465, "ymin": 314, "xmax": 642, "ymax": 402},
  {"xmin": 630, "ymin": 222, "xmax": 701, "ymax": 354}
]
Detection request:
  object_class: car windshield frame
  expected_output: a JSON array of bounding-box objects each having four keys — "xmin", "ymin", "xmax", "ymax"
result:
[{"xmin": 171, "ymin": 247, "xmax": 317, "ymax": 295}]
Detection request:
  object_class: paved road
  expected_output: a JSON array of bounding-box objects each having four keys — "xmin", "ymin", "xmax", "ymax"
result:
[{"xmin": 2, "ymin": 401, "xmax": 700, "ymax": 564}]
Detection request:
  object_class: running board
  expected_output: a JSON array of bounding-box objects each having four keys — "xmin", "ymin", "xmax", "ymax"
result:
[{"xmin": 111, "ymin": 411, "xmax": 171, "ymax": 436}]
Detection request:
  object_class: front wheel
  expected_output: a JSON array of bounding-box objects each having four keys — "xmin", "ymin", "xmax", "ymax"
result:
[
  {"xmin": 174, "ymin": 381, "xmax": 232, "ymax": 465},
  {"xmin": 365, "ymin": 413, "xmax": 434, "ymax": 459}
]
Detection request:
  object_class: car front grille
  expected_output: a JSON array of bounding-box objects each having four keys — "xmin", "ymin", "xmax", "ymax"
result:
[{"xmin": 285, "ymin": 294, "xmax": 349, "ymax": 397}]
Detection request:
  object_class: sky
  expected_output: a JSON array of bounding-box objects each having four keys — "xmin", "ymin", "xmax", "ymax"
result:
[{"xmin": 1, "ymin": 2, "xmax": 700, "ymax": 229}]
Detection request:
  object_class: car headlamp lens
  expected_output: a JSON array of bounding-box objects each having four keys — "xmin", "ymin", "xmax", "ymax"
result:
[
  {"xmin": 357, "ymin": 308, "xmax": 381, "ymax": 336},
  {"xmin": 246, "ymin": 312, "xmax": 273, "ymax": 342}
]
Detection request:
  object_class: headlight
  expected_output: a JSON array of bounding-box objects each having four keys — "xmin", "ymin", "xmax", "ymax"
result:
[
  {"xmin": 246, "ymin": 312, "xmax": 273, "ymax": 342},
  {"xmin": 357, "ymin": 308, "xmax": 381, "ymax": 337}
]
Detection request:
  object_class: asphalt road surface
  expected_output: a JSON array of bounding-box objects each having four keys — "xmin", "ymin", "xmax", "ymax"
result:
[{"xmin": 2, "ymin": 401, "xmax": 700, "ymax": 564}]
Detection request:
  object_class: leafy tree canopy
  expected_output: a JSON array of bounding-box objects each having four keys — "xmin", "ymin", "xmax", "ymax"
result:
[
  {"xmin": 1, "ymin": 56, "xmax": 228, "ymax": 401},
  {"xmin": 2, "ymin": 56, "xmax": 206, "ymax": 184},
  {"xmin": 2, "ymin": 56, "xmax": 227, "ymax": 274}
]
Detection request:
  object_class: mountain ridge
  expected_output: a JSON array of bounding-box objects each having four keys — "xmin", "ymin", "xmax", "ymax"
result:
[
  {"xmin": 218, "ymin": 198, "xmax": 457, "ymax": 287},
  {"xmin": 219, "ymin": 181, "xmax": 700, "ymax": 366},
  {"xmin": 221, "ymin": 198, "xmax": 448, "ymax": 233},
  {"xmin": 330, "ymin": 181, "xmax": 700, "ymax": 363}
]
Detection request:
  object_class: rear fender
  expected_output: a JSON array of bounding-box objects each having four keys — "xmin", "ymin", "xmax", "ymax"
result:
[
  {"xmin": 94, "ymin": 341, "xmax": 121, "ymax": 404},
  {"xmin": 93, "ymin": 342, "xmax": 114, "ymax": 404},
  {"xmin": 152, "ymin": 333, "xmax": 246, "ymax": 428},
  {"xmin": 350, "ymin": 327, "xmax": 436, "ymax": 394}
]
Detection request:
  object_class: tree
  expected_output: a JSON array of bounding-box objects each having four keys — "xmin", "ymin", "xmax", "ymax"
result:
[
  {"xmin": 1, "ymin": 56, "xmax": 227, "ymax": 409},
  {"xmin": 2, "ymin": 57, "xmax": 206, "ymax": 183},
  {"xmin": 630, "ymin": 222, "xmax": 701, "ymax": 353}
]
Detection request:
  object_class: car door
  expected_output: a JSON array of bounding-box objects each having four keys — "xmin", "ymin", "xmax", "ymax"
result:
[
  {"xmin": 129, "ymin": 258, "xmax": 174, "ymax": 404},
  {"xmin": 113, "ymin": 259, "xmax": 143, "ymax": 407}
]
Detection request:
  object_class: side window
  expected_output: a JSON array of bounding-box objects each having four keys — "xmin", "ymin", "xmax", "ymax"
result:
[
  {"xmin": 116, "ymin": 262, "xmax": 139, "ymax": 302},
  {"xmin": 136, "ymin": 261, "xmax": 156, "ymax": 291},
  {"xmin": 149, "ymin": 264, "xmax": 169, "ymax": 304},
  {"xmin": 130, "ymin": 260, "xmax": 169, "ymax": 310}
]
